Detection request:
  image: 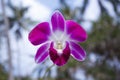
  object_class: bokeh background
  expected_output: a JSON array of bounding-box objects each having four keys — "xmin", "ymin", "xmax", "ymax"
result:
[{"xmin": 0, "ymin": 0, "xmax": 120, "ymax": 80}]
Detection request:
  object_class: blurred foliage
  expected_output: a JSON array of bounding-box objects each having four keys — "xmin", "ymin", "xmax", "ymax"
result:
[
  {"xmin": 16, "ymin": 76, "xmax": 31, "ymax": 80},
  {"xmin": 86, "ymin": 14, "xmax": 120, "ymax": 59},
  {"xmin": 0, "ymin": 64, "xmax": 8, "ymax": 80},
  {"xmin": 82, "ymin": 13, "xmax": 120, "ymax": 80},
  {"xmin": 0, "ymin": 0, "xmax": 36, "ymax": 40},
  {"xmin": 0, "ymin": 0, "xmax": 36, "ymax": 80},
  {"xmin": 0, "ymin": 64, "xmax": 31, "ymax": 80}
]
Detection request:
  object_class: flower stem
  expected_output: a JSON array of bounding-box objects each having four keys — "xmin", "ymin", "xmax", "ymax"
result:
[{"xmin": 43, "ymin": 64, "xmax": 55, "ymax": 80}]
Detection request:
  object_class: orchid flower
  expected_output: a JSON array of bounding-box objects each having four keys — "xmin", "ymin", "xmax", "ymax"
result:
[{"xmin": 28, "ymin": 11, "xmax": 87, "ymax": 66}]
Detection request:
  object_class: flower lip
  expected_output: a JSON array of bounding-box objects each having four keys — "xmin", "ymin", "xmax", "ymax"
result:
[{"xmin": 49, "ymin": 41, "xmax": 70, "ymax": 66}]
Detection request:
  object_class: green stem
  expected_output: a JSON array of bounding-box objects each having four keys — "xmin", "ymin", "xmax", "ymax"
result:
[{"xmin": 43, "ymin": 64, "xmax": 55, "ymax": 80}]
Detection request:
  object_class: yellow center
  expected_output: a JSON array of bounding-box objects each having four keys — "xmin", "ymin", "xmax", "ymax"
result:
[{"xmin": 56, "ymin": 41, "xmax": 63, "ymax": 49}]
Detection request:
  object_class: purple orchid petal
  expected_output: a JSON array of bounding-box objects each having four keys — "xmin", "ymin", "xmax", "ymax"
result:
[
  {"xmin": 51, "ymin": 11, "xmax": 65, "ymax": 32},
  {"xmin": 35, "ymin": 43, "xmax": 50, "ymax": 63},
  {"xmin": 70, "ymin": 41, "xmax": 86, "ymax": 61},
  {"xmin": 66, "ymin": 20, "xmax": 87, "ymax": 42},
  {"xmin": 28, "ymin": 22, "xmax": 51, "ymax": 45},
  {"xmin": 49, "ymin": 42, "xmax": 70, "ymax": 66}
]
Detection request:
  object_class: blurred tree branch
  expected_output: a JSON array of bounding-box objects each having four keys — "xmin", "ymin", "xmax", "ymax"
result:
[{"xmin": 1, "ymin": 0, "xmax": 14, "ymax": 80}]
